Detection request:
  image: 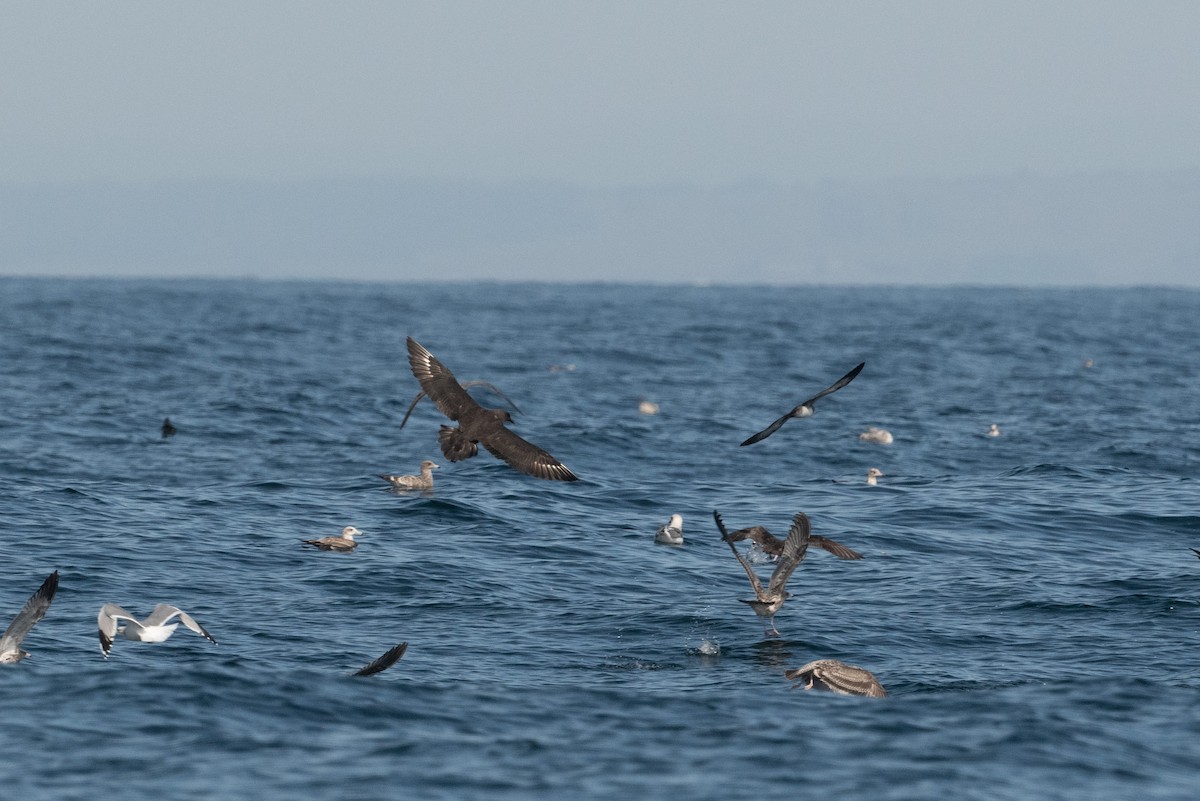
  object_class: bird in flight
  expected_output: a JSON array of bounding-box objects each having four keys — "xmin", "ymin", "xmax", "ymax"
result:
[
  {"xmin": 0, "ymin": 571, "xmax": 59, "ymax": 664},
  {"xmin": 406, "ymin": 337, "xmax": 577, "ymax": 481},
  {"xmin": 740, "ymin": 362, "xmax": 865, "ymax": 446}
]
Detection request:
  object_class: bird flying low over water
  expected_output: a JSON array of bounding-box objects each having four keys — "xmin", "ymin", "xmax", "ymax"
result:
[
  {"xmin": 406, "ymin": 337, "xmax": 577, "ymax": 481},
  {"xmin": 397, "ymin": 381, "xmax": 521, "ymax": 430},
  {"xmin": 721, "ymin": 520, "xmax": 863, "ymax": 561},
  {"xmin": 303, "ymin": 526, "xmax": 362, "ymax": 552},
  {"xmin": 353, "ymin": 642, "xmax": 409, "ymax": 677},
  {"xmin": 785, "ymin": 659, "xmax": 887, "ymax": 698},
  {"xmin": 740, "ymin": 362, "xmax": 865, "ymax": 446},
  {"xmin": 97, "ymin": 603, "xmax": 217, "ymax": 658},
  {"xmin": 379, "ymin": 460, "xmax": 439, "ymax": 490},
  {"xmin": 0, "ymin": 571, "xmax": 59, "ymax": 664},
  {"xmin": 715, "ymin": 510, "xmax": 861, "ymax": 637}
]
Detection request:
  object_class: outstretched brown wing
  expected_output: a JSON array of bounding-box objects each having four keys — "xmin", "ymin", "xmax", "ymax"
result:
[
  {"xmin": 354, "ymin": 642, "xmax": 408, "ymax": 677},
  {"xmin": 481, "ymin": 426, "xmax": 577, "ymax": 481},
  {"xmin": 810, "ymin": 535, "xmax": 864, "ymax": 560},
  {"xmin": 406, "ymin": 337, "xmax": 484, "ymax": 422},
  {"xmin": 766, "ymin": 513, "xmax": 813, "ymax": 597},
  {"xmin": 713, "ymin": 510, "xmax": 767, "ymax": 600}
]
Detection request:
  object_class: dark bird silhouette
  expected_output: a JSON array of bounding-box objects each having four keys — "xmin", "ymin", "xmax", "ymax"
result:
[
  {"xmin": 715, "ymin": 510, "xmax": 861, "ymax": 637},
  {"xmin": 398, "ymin": 380, "xmax": 521, "ymax": 430},
  {"xmin": 406, "ymin": 337, "xmax": 577, "ymax": 481},
  {"xmin": 740, "ymin": 362, "xmax": 865, "ymax": 446},
  {"xmin": 1191, "ymin": 548, "xmax": 1200, "ymax": 559},
  {"xmin": 785, "ymin": 659, "xmax": 887, "ymax": 697},
  {"xmin": 0, "ymin": 571, "xmax": 59, "ymax": 663},
  {"xmin": 353, "ymin": 642, "xmax": 408, "ymax": 677},
  {"xmin": 161, "ymin": 417, "xmax": 177, "ymax": 438}
]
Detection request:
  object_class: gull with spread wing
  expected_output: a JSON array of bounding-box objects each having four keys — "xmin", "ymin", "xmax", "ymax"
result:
[{"xmin": 741, "ymin": 362, "xmax": 865, "ymax": 446}]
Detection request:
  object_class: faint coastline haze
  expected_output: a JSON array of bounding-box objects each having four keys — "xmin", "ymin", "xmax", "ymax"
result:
[{"xmin": 0, "ymin": 2, "xmax": 1196, "ymax": 285}]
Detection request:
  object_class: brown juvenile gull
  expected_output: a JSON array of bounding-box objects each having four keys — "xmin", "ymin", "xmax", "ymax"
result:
[
  {"xmin": 721, "ymin": 519, "xmax": 863, "ymax": 561},
  {"xmin": 655, "ymin": 513, "xmax": 684, "ymax": 545},
  {"xmin": 866, "ymin": 467, "xmax": 884, "ymax": 486},
  {"xmin": 379, "ymin": 460, "xmax": 439, "ymax": 490},
  {"xmin": 353, "ymin": 642, "xmax": 409, "ymax": 677},
  {"xmin": 0, "ymin": 571, "xmax": 59, "ymax": 664},
  {"xmin": 303, "ymin": 526, "xmax": 362, "ymax": 552},
  {"xmin": 741, "ymin": 362, "xmax": 865, "ymax": 446},
  {"xmin": 97, "ymin": 603, "xmax": 217, "ymax": 658},
  {"xmin": 406, "ymin": 336, "xmax": 577, "ymax": 481},
  {"xmin": 398, "ymin": 381, "xmax": 521, "ymax": 430},
  {"xmin": 715, "ymin": 510, "xmax": 861, "ymax": 637},
  {"xmin": 785, "ymin": 659, "xmax": 887, "ymax": 698}
]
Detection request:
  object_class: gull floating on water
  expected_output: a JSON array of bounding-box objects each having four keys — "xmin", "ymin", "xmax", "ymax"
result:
[
  {"xmin": 407, "ymin": 337, "xmax": 577, "ymax": 481},
  {"xmin": 785, "ymin": 659, "xmax": 887, "ymax": 697},
  {"xmin": 655, "ymin": 514, "xmax": 684, "ymax": 545},
  {"xmin": 858, "ymin": 427, "xmax": 893, "ymax": 445},
  {"xmin": 866, "ymin": 467, "xmax": 884, "ymax": 486},
  {"xmin": 987, "ymin": 423, "xmax": 1002, "ymax": 437},
  {"xmin": 741, "ymin": 362, "xmax": 865, "ymax": 446},
  {"xmin": 97, "ymin": 603, "xmax": 217, "ymax": 658},
  {"xmin": 379, "ymin": 460, "xmax": 439, "ymax": 490},
  {"xmin": 161, "ymin": 417, "xmax": 176, "ymax": 438},
  {"xmin": 714, "ymin": 510, "xmax": 862, "ymax": 638},
  {"xmin": 0, "ymin": 571, "xmax": 59, "ymax": 664},
  {"xmin": 303, "ymin": 526, "xmax": 362, "ymax": 552},
  {"xmin": 638, "ymin": 399, "xmax": 660, "ymax": 415},
  {"xmin": 353, "ymin": 642, "xmax": 409, "ymax": 677}
]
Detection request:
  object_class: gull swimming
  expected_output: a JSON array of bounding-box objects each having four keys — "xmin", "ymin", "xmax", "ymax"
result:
[
  {"xmin": 785, "ymin": 659, "xmax": 887, "ymax": 697},
  {"xmin": 987, "ymin": 423, "xmax": 1002, "ymax": 437},
  {"xmin": 714, "ymin": 510, "xmax": 862, "ymax": 638},
  {"xmin": 866, "ymin": 467, "xmax": 885, "ymax": 486},
  {"xmin": 0, "ymin": 571, "xmax": 59, "ymax": 664},
  {"xmin": 353, "ymin": 642, "xmax": 409, "ymax": 677},
  {"xmin": 741, "ymin": 362, "xmax": 865, "ymax": 446},
  {"xmin": 97, "ymin": 603, "xmax": 217, "ymax": 658},
  {"xmin": 379, "ymin": 460, "xmax": 439, "ymax": 490},
  {"xmin": 407, "ymin": 337, "xmax": 577, "ymax": 481},
  {"xmin": 303, "ymin": 526, "xmax": 362, "ymax": 552},
  {"xmin": 655, "ymin": 514, "xmax": 684, "ymax": 545},
  {"xmin": 398, "ymin": 380, "xmax": 521, "ymax": 431},
  {"xmin": 858, "ymin": 427, "xmax": 893, "ymax": 445},
  {"xmin": 638, "ymin": 399, "xmax": 660, "ymax": 415}
]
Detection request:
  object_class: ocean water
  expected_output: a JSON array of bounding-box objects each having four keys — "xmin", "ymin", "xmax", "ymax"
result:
[{"xmin": 1, "ymin": 278, "xmax": 1198, "ymax": 800}]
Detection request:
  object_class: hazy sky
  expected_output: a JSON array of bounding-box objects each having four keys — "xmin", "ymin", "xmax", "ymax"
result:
[{"xmin": 2, "ymin": 2, "xmax": 1197, "ymax": 186}]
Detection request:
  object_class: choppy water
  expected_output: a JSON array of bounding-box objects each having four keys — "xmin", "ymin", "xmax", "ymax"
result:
[{"xmin": 2, "ymin": 278, "xmax": 1199, "ymax": 800}]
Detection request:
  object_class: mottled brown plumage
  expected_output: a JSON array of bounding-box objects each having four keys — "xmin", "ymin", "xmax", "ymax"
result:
[
  {"xmin": 406, "ymin": 337, "xmax": 577, "ymax": 481},
  {"xmin": 785, "ymin": 659, "xmax": 887, "ymax": 698}
]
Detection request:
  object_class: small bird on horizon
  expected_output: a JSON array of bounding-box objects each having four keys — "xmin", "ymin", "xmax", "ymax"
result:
[
  {"xmin": 0, "ymin": 571, "xmax": 59, "ymax": 664},
  {"xmin": 406, "ymin": 337, "xmax": 577, "ymax": 481},
  {"xmin": 740, "ymin": 362, "xmax": 865, "ymax": 446}
]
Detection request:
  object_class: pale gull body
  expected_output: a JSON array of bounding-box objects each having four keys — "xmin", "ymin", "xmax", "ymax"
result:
[
  {"xmin": 655, "ymin": 514, "xmax": 684, "ymax": 545},
  {"xmin": 97, "ymin": 603, "xmax": 217, "ymax": 658}
]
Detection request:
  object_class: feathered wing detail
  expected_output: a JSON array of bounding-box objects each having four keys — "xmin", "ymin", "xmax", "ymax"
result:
[
  {"xmin": 144, "ymin": 605, "xmax": 217, "ymax": 645},
  {"xmin": 766, "ymin": 513, "xmax": 813, "ymax": 597},
  {"xmin": 398, "ymin": 380, "xmax": 521, "ymax": 431},
  {"xmin": 438, "ymin": 425, "xmax": 479, "ymax": 462},
  {"xmin": 810, "ymin": 535, "xmax": 864, "ymax": 560},
  {"xmin": 406, "ymin": 337, "xmax": 482, "ymax": 422},
  {"xmin": 740, "ymin": 414, "xmax": 791, "ymax": 446},
  {"xmin": 805, "ymin": 362, "xmax": 865, "ymax": 406},
  {"xmin": 714, "ymin": 510, "xmax": 767, "ymax": 600},
  {"xmin": 354, "ymin": 642, "xmax": 409, "ymax": 677},
  {"xmin": 0, "ymin": 571, "xmax": 59, "ymax": 657},
  {"xmin": 481, "ymin": 426, "xmax": 578, "ymax": 481},
  {"xmin": 97, "ymin": 603, "xmax": 141, "ymax": 657},
  {"xmin": 785, "ymin": 659, "xmax": 887, "ymax": 697}
]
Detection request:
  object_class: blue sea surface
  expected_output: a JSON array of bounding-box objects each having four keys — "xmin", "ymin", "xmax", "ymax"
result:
[{"xmin": 1, "ymin": 278, "xmax": 1198, "ymax": 800}]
